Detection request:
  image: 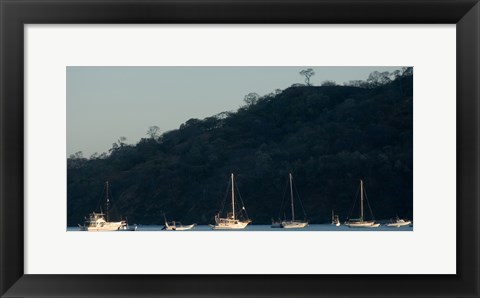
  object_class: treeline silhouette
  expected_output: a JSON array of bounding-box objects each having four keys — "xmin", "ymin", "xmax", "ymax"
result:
[{"xmin": 67, "ymin": 70, "xmax": 413, "ymax": 226}]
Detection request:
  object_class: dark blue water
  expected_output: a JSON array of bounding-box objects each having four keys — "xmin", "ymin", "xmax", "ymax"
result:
[{"xmin": 67, "ymin": 223, "xmax": 412, "ymax": 231}]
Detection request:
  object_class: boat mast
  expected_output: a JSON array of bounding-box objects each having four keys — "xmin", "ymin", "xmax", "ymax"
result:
[
  {"xmin": 290, "ymin": 173, "xmax": 295, "ymax": 222},
  {"xmin": 105, "ymin": 181, "xmax": 110, "ymax": 222},
  {"xmin": 360, "ymin": 179, "xmax": 364, "ymax": 222},
  {"xmin": 231, "ymin": 173, "xmax": 235, "ymax": 220}
]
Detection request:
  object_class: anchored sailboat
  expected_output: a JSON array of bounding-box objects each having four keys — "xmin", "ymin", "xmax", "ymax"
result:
[
  {"xmin": 345, "ymin": 179, "xmax": 380, "ymax": 228},
  {"xmin": 79, "ymin": 181, "xmax": 128, "ymax": 231},
  {"xmin": 210, "ymin": 173, "xmax": 252, "ymax": 230},
  {"xmin": 280, "ymin": 173, "xmax": 308, "ymax": 229},
  {"xmin": 162, "ymin": 214, "xmax": 196, "ymax": 231}
]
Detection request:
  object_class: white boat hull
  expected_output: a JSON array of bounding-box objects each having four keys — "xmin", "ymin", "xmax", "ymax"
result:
[
  {"xmin": 281, "ymin": 221, "xmax": 308, "ymax": 229},
  {"xmin": 386, "ymin": 220, "xmax": 411, "ymax": 227},
  {"xmin": 175, "ymin": 224, "xmax": 196, "ymax": 231},
  {"xmin": 331, "ymin": 212, "xmax": 341, "ymax": 226},
  {"xmin": 120, "ymin": 225, "xmax": 138, "ymax": 231},
  {"xmin": 81, "ymin": 221, "xmax": 127, "ymax": 231},
  {"xmin": 345, "ymin": 221, "xmax": 380, "ymax": 228},
  {"xmin": 210, "ymin": 220, "xmax": 250, "ymax": 230},
  {"xmin": 164, "ymin": 223, "xmax": 196, "ymax": 231}
]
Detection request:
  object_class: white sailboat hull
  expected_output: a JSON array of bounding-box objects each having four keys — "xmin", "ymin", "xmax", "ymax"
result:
[
  {"xmin": 345, "ymin": 221, "xmax": 380, "ymax": 228},
  {"xmin": 281, "ymin": 221, "xmax": 308, "ymax": 229},
  {"xmin": 164, "ymin": 223, "xmax": 196, "ymax": 231},
  {"xmin": 210, "ymin": 219, "xmax": 250, "ymax": 230},
  {"xmin": 175, "ymin": 224, "xmax": 196, "ymax": 231}
]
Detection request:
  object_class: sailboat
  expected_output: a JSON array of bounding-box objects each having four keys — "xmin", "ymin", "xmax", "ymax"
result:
[
  {"xmin": 344, "ymin": 179, "xmax": 380, "ymax": 228},
  {"xmin": 79, "ymin": 181, "xmax": 128, "ymax": 231},
  {"xmin": 331, "ymin": 210, "xmax": 341, "ymax": 226},
  {"xmin": 162, "ymin": 214, "xmax": 196, "ymax": 231},
  {"xmin": 280, "ymin": 173, "xmax": 308, "ymax": 229},
  {"xmin": 210, "ymin": 173, "xmax": 252, "ymax": 230}
]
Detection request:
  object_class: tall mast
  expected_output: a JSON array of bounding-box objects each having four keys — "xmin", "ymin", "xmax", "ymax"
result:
[
  {"xmin": 105, "ymin": 181, "xmax": 110, "ymax": 222},
  {"xmin": 290, "ymin": 173, "xmax": 295, "ymax": 221},
  {"xmin": 360, "ymin": 179, "xmax": 364, "ymax": 221},
  {"xmin": 231, "ymin": 173, "xmax": 235, "ymax": 220}
]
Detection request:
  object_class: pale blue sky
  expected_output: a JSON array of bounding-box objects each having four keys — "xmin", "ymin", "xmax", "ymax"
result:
[{"xmin": 67, "ymin": 66, "xmax": 402, "ymax": 157}]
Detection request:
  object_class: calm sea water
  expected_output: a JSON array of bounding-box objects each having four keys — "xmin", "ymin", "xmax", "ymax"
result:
[{"xmin": 67, "ymin": 223, "xmax": 412, "ymax": 232}]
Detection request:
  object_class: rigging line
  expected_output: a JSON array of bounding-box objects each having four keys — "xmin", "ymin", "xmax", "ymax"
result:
[
  {"xmin": 234, "ymin": 182, "xmax": 249, "ymax": 219},
  {"xmin": 178, "ymin": 187, "xmax": 200, "ymax": 221},
  {"xmin": 363, "ymin": 189, "xmax": 375, "ymax": 221},
  {"xmin": 293, "ymin": 181, "xmax": 307, "ymax": 219},
  {"xmin": 181, "ymin": 201, "xmax": 197, "ymax": 221},
  {"xmin": 106, "ymin": 183, "xmax": 123, "ymax": 220},
  {"xmin": 111, "ymin": 203, "xmax": 121, "ymax": 220},
  {"xmin": 219, "ymin": 179, "xmax": 230, "ymax": 214},
  {"xmin": 279, "ymin": 178, "xmax": 289, "ymax": 219},
  {"xmin": 347, "ymin": 185, "xmax": 360, "ymax": 219},
  {"xmin": 94, "ymin": 183, "xmax": 106, "ymax": 213},
  {"xmin": 108, "ymin": 184, "xmax": 117, "ymax": 218}
]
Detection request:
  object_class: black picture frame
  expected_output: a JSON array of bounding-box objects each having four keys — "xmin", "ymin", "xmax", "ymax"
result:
[{"xmin": 1, "ymin": 0, "xmax": 479, "ymax": 297}]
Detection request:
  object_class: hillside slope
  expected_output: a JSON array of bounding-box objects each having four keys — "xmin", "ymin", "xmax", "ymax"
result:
[{"xmin": 67, "ymin": 75, "xmax": 413, "ymax": 226}]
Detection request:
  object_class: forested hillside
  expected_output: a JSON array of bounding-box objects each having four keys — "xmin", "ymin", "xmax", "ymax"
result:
[{"xmin": 67, "ymin": 71, "xmax": 413, "ymax": 226}]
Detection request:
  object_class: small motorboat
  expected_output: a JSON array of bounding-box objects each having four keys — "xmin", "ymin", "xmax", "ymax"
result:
[
  {"xmin": 271, "ymin": 220, "xmax": 282, "ymax": 228},
  {"xmin": 331, "ymin": 210, "xmax": 341, "ymax": 227},
  {"xmin": 386, "ymin": 216, "xmax": 412, "ymax": 227},
  {"xmin": 78, "ymin": 181, "xmax": 129, "ymax": 231}
]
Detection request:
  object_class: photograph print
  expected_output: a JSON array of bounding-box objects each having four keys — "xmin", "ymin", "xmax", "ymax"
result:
[{"xmin": 67, "ymin": 66, "xmax": 413, "ymax": 231}]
